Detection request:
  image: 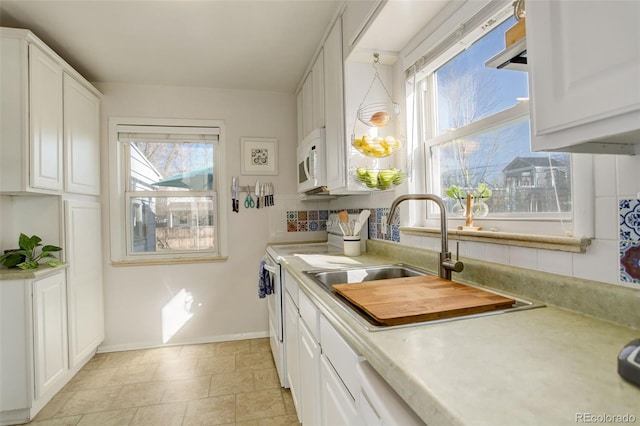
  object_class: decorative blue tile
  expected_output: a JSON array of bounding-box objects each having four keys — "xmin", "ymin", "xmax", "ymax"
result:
[
  {"xmin": 319, "ymin": 210, "xmax": 329, "ymax": 220},
  {"xmin": 369, "ymin": 222, "xmax": 377, "ymax": 240},
  {"xmin": 319, "ymin": 220, "xmax": 327, "ymax": 231},
  {"xmin": 391, "ymin": 225, "xmax": 400, "ymax": 242},
  {"xmin": 308, "ymin": 210, "xmax": 319, "ymax": 220},
  {"xmin": 620, "ymin": 240, "xmax": 640, "ymax": 284},
  {"xmin": 620, "ymin": 199, "xmax": 640, "ymax": 241},
  {"xmin": 309, "ymin": 220, "xmax": 319, "ymax": 231},
  {"xmin": 375, "ymin": 208, "xmax": 383, "ymax": 223},
  {"xmin": 286, "ymin": 211, "xmax": 297, "ymax": 221}
]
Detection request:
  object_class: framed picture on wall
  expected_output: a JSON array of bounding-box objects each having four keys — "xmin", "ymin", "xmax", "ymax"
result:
[{"xmin": 241, "ymin": 137, "xmax": 278, "ymax": 175}]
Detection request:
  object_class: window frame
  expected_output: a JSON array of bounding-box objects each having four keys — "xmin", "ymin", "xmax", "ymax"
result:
[
  {"xmin": 405, "ymin": 0, "xmax": 594, "ymax": 238},
  {"xmin": 108, "ymin": 117, "xmax": 228, "ymax": 265}
]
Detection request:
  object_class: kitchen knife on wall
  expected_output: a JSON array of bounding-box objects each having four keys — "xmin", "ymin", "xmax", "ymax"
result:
[{"xmin": 231, "ymin": 176, "xmax": 239, "ymax": 212}]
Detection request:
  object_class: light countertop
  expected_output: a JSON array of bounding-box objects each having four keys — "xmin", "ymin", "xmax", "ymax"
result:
[
  {"xmin": 0, "ymin": 263, "xmax": 68, "ymax": 281},
  {"xmin": 272, "ymin": 245, "xmax": 640, "ymax": 425}
]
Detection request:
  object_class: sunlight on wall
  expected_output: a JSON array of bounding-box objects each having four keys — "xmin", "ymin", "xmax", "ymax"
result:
[{"xmin": 162, "ymin": 288, "xmax": 194, "ymax": 343}]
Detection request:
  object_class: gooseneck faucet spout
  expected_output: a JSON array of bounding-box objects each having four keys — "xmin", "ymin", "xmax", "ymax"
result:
[{"xmin": 388, "ymin": 194, "xmax": 463, "ymax": 280}]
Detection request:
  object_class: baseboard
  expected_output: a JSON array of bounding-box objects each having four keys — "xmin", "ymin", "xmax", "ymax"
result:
[{"xmin": 97, "ymin": 330, "xmax": 269, "ymax": 353}]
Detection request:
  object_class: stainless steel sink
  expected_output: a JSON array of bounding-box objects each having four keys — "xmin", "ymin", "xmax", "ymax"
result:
[{"xmin": 302, "ymin": 264, "xmax": 544, "ymax": 331}]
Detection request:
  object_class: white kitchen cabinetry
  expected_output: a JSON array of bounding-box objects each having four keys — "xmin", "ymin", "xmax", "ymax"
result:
[
  {"xmin": 297, "ymin": 51, "xmax": 326, "ymax": 145},
  {"xmin": 342, "ymin": 0, "xmax": 384, "ymax": 59},
  {"xmin": 298, "ymin": 291, "xmax": 321, "ymax": 426},
  {"xmin": 64, "ymin": 200, "xmax": 104, "ymax": 368},
  {"xmin": 320, "ymin": 349, "xmax": 360, "ymax": 425},
  {"xmin": 63, "ymin": 74, "xmax": 101, "ymax": 195},
  {"xmin": 527, "ymin": 0, "xmax": 640, "ymax": 155},
  {"xmin": 0, "ymin": 268, "xmax": 68, "ymax": 425},
  {"xmin": 0, "ymin": 28, "xmax": 102, "ymax": 194},
  {"xmin": 283, "ymin": 270, "xmax": 302, "ymax": 421},
  {"xmin": 324, "ymin": 17, "xmax": 349, "ymax": 193}
]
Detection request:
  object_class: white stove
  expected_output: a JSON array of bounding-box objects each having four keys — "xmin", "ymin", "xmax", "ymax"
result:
[{"xmin": 263, "ymin": 212, "xmax": 368, "ymax": 388}]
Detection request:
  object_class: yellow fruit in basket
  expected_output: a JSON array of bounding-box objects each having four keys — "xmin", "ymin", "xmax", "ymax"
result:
[{"xmin": 370, "ymin": 111, "xmax": 390, "ymax": 127}]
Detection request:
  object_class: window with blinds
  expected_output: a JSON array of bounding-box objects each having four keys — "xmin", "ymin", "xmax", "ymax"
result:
[{"xmin": 117, "ymin": 125, "xmax": 221, "ymax": 257}]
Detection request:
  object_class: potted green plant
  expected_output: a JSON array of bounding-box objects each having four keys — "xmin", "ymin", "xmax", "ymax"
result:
[
  {"xmin": 445, "ymin": 185, "xmax": 468, "ymax": 216},
  {"xmin": 471, "ymin": 183, "xmax": 492, "ymax": 217},
  {"xmin": 0, "ymin": 233, "xmax": 63, "ymax": 270}
]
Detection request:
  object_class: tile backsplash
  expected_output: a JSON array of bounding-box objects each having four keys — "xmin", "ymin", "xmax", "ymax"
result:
[{"xmin": 620, "ymin": 198, "xmax": 640, "ymax": 284}]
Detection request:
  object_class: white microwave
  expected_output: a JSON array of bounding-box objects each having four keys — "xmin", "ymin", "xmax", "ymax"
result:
[{"xmin": 297, "ymin": 128, "xmax": 327, "ymax": 194}]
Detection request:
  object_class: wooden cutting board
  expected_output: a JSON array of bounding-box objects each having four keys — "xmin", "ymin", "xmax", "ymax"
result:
[{"xmin": 332, "ymin": 275, "xmax": 515, "ymax": 326}]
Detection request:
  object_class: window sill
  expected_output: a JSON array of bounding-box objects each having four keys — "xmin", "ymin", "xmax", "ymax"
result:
[
  {"xmin": 112, "ymin": 256, "xmax": 228, "ymax": 267},
  {"xmin": 400, "ymin": 226, "xmax": 591, "ymax": 253}
]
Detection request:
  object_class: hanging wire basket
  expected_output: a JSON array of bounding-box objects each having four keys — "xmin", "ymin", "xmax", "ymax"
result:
[{"xmin": 356, "ymin": 53, "xmax": 400, "ymax": 128}]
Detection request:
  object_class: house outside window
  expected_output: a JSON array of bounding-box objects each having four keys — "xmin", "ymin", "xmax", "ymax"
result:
[
  {"xmin": 411, "ymin": 3, "xmax": 573, "ymax": 235},
  {"xmin": 109, "ymin": 118, "xmax": 228, "ymax": 263}
]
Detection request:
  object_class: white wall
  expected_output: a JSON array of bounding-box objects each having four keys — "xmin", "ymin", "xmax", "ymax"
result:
[{"xmin": 96, "ymin": 82, "xmax": 300, "ymax": 350}]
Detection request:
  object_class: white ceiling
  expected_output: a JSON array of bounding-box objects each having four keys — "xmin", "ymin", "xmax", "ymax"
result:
[{"xmin": 0, "ymin": 0, "xmax": 447, "ymax": 93}]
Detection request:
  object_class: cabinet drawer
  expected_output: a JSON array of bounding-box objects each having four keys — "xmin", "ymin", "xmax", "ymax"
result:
[
  {"xmin": 284, "ymin": 270, "xmax": 299, "ymax": 306},
  {"xmin": 320, "ymin": 315, "xmax": 361, "ymax": 398},
  {"xmin": 299, "ymin": 290, "xmax": 319, "ymax": 342}
]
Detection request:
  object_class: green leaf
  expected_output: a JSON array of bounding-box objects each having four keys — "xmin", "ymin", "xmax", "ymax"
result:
[
  {"xmin": 45, "ymin": 260, "xmax": 64, "ymax": 268},
  {"xmin": 0, "ymin": 252, "xmax": 25, "ymax": 268},
  {"xmin": 18, "ymin": 260, "xmax": 39, "ymax": 270},
  {"xmin": 42, "ymin": 245, "xmax": 62, "ymax": 253}
]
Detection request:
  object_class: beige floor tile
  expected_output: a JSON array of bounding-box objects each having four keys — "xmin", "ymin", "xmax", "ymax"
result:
[
  {"xmin": 183, "ymin": 395, "xmax": 235, "ymax": 425},
  {"xmin": 110, "ymin": 381, "xmax": 167, "ymax": 409},
  {"xmin": 129, "ymin": 401, "xmax": 187, "ymax": 426},
  {"xmin": 250, "ymin": 338, "xmax": 271, "ymax": 353},
  {"xmin": 76, "ymin": 408, "xmax": 137, "ymax": 425},
  {"xmin": 179, "ymin": 342, "xmax": 218, "ymax": 359},
  {"xmin": 96, "ymin": 350, "xmax": 145, "ymax": 369},
  {"xmin": 281, "ymin": 389, "xmax": 296, "ymax": 415},
  {"xmin": 209, "ymin": 371, "xmax": 255, "ymax": 396},
  {"xmin": 29, "ymin": 415, "xmax": 82, "ymax": 425},
  {"xmin": 55, "ymin": 387, "xmax": 122, "ymax": 417},
  {"xmin": 257, "ymin": 414, "xmax": 301, "ymax": 425},
  {"xmin": 79, "ymin": 356, "xmax": 105, "ymax": 371},
  {"xmin": 236, "ymin": 389, "xmax": 286, "ymax": 422},
  {"xmin": 152, "ymin": 357, "xmax": 202, "ymax": 381},
  {"xmin": 195, "ymin": 354, "xmax": 236, "ymax": 375},
  {"xmin": 253, "ymin": 369, "xmax": 280, "ymax": 391},
  {"xmin": 61, "ymin": 368, "xmax": 117, "ymax": 392},
  {"xmin": 108, "ymin": 363, "xmax": 159, "ymax": 386},
  {"xmin": 216, "ymin": 339, "xmax": 252, "ymax": 356},
  {"xmin": 236, "ymin": 351, "xmax": 276, "ymax": 372},
  {"xmin": 139, "ymin": 346, "xmax": 183, "ymax": 364},
  {"xmin": 32, "ymin": 391, "xmax": 75, "ymax": 421},
  {"xmin": 161, "ymin": 376, "xmax": 211, "ymax": 402}
]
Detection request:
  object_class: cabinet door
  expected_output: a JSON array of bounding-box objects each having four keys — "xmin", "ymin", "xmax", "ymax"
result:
[
  {"xmin": 63, "ymin": 73, "xmax": 101, "ymax": 195},
  {"xmin": 324, "ymin": 17, "xmax": 347, "ymax": 192},
  {"xmin": 342, "ymin": 0, "xmax": 383, "ymax": 57},
  {"xmin": 65, "ymin": 200, "xmax": 104, "ymax": 368},
  {"xmin": 312, "ymin": 50, "xmax": 325, "ymax": 130},
  {"xmin": 320, "ymin": 354, "xmax": 359, "ymax": 426},
  {"xmin": 29, "ymin": 45, "xmax": 63, "ymax": 191},
  {"xmin": 284, "ymin": 292, "xmax": 301, "ymax": 421},
  {"xmin": 299, "ymin": 320, "xmax": 320, "ymax": 426},
  {"xmin": 527, "ymin": 0, "xmax": 640, "ymax": 153},
  {"xmin": 32, "ymin": 271, "xmax": 68, "ymax": 400},
  {"xmin": 302, "ymin": 72, "xmax": 314, "ymax": 140}
]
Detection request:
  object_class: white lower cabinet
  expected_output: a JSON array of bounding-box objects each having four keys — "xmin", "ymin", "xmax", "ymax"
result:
[
  {"xmin": 0, "ymin": 268, "xmax": 69, "ymax": 425},
  {"xmin": 320, "ymin": 354, "xmax": 360, "ymax": 425},
  {"xmin": 284, "ymin": 286, "xmax": 302, "ymax": 420}
]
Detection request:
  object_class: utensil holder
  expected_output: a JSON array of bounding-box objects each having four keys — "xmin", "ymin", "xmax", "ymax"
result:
[{"xmin": 344, "ymin": 236, "xmax": 361, "ymax": 257}]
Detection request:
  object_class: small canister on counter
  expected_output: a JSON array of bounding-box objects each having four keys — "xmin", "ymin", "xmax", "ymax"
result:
[{"xmin": 343, "ymin": 236, "xmax": 361, "ymax": 257}]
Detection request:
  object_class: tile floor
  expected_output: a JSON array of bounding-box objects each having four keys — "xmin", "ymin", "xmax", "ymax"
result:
[{"xmin": 28, "ymin": 338, "xmax": 300, "ymax": 425}]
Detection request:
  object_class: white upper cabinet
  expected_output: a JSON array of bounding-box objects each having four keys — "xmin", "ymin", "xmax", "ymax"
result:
[
  {"xmin": 297, "ymin": 50, "xmax": 326, "ymax": 144},
  {"xmin": 28, "ymin": 45, "xmax": 64, "ymax": 191},
  {"xmin": 63, "ymin": 73, "xmax": 101, "ymax": 195},
  {"xmin": 312, "ymin": 50, "xmax": 325, "ymax": 130},
  {"xmin": 0, "ymin": 28, "xmax": 102, "ymax": 194},
  {"xmin": 527, "ymin": 0, "xmax": 640, "ymax": 154},
  {"xmin": 323, "ymin": 17, "xmax": 348, "ymax": 192},
  {"xmin": 341, "ymin": 0, "xmax": 384, "ymax": 59}
]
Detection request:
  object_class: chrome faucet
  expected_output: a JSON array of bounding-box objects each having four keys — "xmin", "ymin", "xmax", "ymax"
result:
[{"xmin": 388, "ymin": 194, "xmax": 464, "ymax": 280}]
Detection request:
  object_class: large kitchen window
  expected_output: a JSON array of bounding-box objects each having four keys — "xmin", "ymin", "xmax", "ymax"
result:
[
  {"xmin": 411, "ymin": 3, "xmax": 573, "ymax": 235},
  {"xmin": 109, "ymin": 118, "xmax": 228, "ymax": 263}
]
